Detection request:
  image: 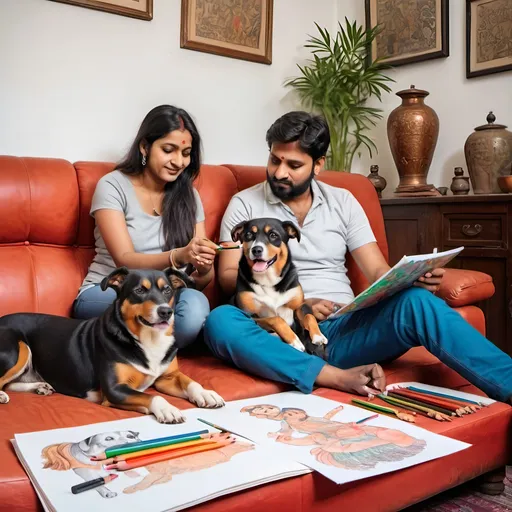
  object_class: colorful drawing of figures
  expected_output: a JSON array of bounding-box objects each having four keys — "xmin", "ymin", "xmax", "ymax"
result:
[
  {"xmin": 241, "ymin": 405, "xmax": 426, "ymax": 470},
  {"xmin": 123, "ymin": 440, "xmax": 254, "ymax": 494}
]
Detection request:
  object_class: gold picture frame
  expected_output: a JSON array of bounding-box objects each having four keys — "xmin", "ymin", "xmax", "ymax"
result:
[
  {"xmin": 180, "ymin": 0, "xmax": 273, "ymax": 65},
  {"xmin": 49, "ymin": 0, "xmax": 153, "ymax": 21},
  {"xmin": 365, "ymin": 0, "xmax": 449, "ymax": 67},
  {"xmin": 466, "ymin": 0, "xmax": 512, "ymax": 78}
]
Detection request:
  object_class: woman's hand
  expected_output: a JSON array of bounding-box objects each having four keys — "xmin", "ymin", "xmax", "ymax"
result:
[
  {"xmin": 305, "ymin": 299, "xmax": 345, "ymax": 321},
  {"xmin": 413, "ymin": 268, "xmax": 445, "ymax": 293},
  {"xmin": 180, "ymin": 237, "xmax": 218, "ymax": 274}
]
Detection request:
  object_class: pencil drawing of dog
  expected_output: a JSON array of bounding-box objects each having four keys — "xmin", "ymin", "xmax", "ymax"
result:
[{"xmin": 41, "ymin": 430, "xmax": 140, "ymax": 499}]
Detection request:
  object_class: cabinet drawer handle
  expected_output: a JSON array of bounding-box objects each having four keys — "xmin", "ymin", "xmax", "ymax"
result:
[{"xmin": 461, "ymin": 224, "xmax": 482, "ymax": 237}]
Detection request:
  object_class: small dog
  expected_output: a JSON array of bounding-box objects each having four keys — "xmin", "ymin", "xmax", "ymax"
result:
[
  {"xmin": 231, "ymin": 217, "xmax": 328, "ymax": 352},
  {"xmin": 0, "ymin": 267, "xmax": 224, "ymax": 423},
  {"xmin": 41, "ymin": 430, "xmax": 140, "ymax": 499}
]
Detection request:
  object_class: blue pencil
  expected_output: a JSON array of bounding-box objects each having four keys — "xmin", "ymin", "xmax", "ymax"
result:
[
  {"xmin": 406, "ymin": 386, "xmax": 482, "ymax": 405},
  {"xmin": 356, "ymin": 414, "xmax": 379, "ymax": 424}
]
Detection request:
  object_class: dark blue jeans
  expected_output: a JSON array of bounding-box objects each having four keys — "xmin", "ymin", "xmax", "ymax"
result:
[{"xmin": 204, "ymin": 287, "xmax": 512, "ymax": 402}]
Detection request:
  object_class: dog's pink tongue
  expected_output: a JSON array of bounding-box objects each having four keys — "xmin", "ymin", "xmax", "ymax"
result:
[{"xmin": 252, "ymin": 261, "xmax": 268, "ymax": 272}]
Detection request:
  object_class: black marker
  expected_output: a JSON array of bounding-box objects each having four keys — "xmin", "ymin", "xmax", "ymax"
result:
[{"xmin": 71, "ymin": 474, "xmax": 118, "ymax": 495}]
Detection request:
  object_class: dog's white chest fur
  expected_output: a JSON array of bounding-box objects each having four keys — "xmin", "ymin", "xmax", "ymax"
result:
[
  {"xmin": 252, "ymin": 285, "xmax": 299, "ymax": 326},
  {"xmin": 132, "ymin": 326, "xmax": 176, "ymax": 390}
]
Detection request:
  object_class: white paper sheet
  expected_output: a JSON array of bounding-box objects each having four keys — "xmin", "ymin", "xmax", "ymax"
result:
[
  {"xmin": 13, "ymin": 409, "xmax": 309, "ymax": 512},
  {"xmin": 196, "ymin": 391, "xmax": 471, "ymax": 485}
]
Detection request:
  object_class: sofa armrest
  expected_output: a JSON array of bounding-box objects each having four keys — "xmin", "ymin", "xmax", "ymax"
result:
[{"xmin": 437, "ymin": 268, "xmax": 495, "ymax": 307}]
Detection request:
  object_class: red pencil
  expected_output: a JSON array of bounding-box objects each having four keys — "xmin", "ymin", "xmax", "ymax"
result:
[{"xmin": 391, "ymin": 389, "xmax": 466, "ymax": 415}]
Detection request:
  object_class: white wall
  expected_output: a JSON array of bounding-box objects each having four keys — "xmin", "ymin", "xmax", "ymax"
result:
[
  {"xmin": 337, "ymin": 0, "xmax": 512, "ymax": 192},
  {"xmin": 1, "ymin": 0, "xmax": 510, "ymax": 187},
  {"xmin": 0, "ymin": 0, "xmax": 337, "ymax": 165}
]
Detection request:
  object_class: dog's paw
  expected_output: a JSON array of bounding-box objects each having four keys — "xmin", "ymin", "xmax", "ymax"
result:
[
  {"xmin": 311, "ymin": 333, "xmax": 328, "ymax": 346},
  {"xmin": 289, "ymin": 337, "xmax": 306, "ymax": 352},
  {"xmin": 98, "ymin": 488, "xmax": 117, "ymax": 499},
  {"xmin": 0, "ymin": 391, "xmax": 9, "ymax": 404},
  {"xmin": 35, "ymin": 383, "xmax": 55, "ymax": 396},
  {"xmin": 149, "ymin": 396, "xmax": 185, "ymax": 424},
  {"xmin": 187, "ymin": 382, "xmax": 225, "ymax": 408}
]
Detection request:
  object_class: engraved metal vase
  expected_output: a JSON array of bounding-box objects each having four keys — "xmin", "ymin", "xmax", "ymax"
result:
[
  {"xmin": 464, "ymin": 112, "xmax": 512, "ymax": 194},
  {"xmin": 387, "ymin": 85, "xmax": 439, "ymax": 193}
]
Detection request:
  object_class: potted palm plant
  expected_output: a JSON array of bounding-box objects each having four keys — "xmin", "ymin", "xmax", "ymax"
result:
[{"xmin": 285, "ymin": 19, "xmax": 394, "ymax": 172}]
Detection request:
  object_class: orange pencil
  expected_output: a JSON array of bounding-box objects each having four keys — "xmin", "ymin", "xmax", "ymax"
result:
[
  {"xmin": 104, "ymin": 440, "xmax": 234, "ymax": 471},
  {"xmin": 102, "ymin": 436, "xmax": 229, "ymax": 465}
]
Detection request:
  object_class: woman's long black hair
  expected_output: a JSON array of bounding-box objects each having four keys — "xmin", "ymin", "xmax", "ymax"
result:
[{"xmin": 117, "ymin": 105, "xmax": 201, "ymax": 251}]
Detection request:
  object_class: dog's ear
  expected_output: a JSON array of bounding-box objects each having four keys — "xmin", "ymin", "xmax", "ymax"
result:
[
  {"xmin": 282, "ymin": 221, "xmax": 301, "ymax": 243},
  {"xmin": 231, "ymin": 221, "xmax": 247, "ymax": 243},
  {"xmin": 165, "ymin": 268, "xmax": 196, "ymax": 290},
  {"xmin": 100, "ymin": 267, "xmax": 129, "ymax": 292},
  {"xmin": 78, "ymin": 435, "xmax": 92, "ymax": 452}
]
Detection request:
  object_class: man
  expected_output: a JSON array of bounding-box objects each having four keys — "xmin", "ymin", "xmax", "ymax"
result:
[{"xmin": 204, "ymin": 111, "xmax": 512, "ymax": 403}]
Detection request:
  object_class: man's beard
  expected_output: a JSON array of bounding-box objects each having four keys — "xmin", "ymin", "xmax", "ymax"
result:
[{"xmin": 267, "ymin": 166, "xmax": 315, "ymax": 200}]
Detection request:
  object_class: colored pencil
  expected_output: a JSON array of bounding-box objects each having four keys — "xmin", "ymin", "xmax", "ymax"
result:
[
  {"xmin": 379, "ymin": 394, "xmax": 451, "ymax": 422},
  {"xmin": 387, "ymin": 391, "xmax": 456, "ymax": 416},
  {"xmin": 390, "ymin": 389, "xmax": 466, "ymax": 416},
  {"xmin": 404, "ymin": 387, "xmax": 481, "ymax": 412},
  {"xmin": 351, "ymin": 399, "xmax": 415, "ymax": 423},
  {"xmin": 197, "ymin": 418, "xmax": 255, "ymax": 442},
  {"xmin": 355, "ymin": 414, "xmax": 379, "ymax": 424},
  {"xmin": 104, "ymin": 439, "xmax": 233, "ymax": 471},
  {"xmin": 406, "ymin": 386, "xmax": 484, "ymax": 406},
  {"xmin": 102, "ymin": 435, "xmax": 231, "ymax": 465},
  {"xmin": 71, "ymin": 474, "xmax": 118, "ymax": 495},
  {"xmin": 91, "ymin": 429, "xmax": 210, "ymax": 460},
  {"xmin": 384, "ymin": 393, "xmax": 453, "ymax": 421}
]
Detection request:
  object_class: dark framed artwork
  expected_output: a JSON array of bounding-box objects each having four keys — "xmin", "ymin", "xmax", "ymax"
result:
[
  {"xmin": 48, "ymin": 0, "xmax": 153, "ymax": 20},
  {"xmin": 180, "ymin": 0, "xmax": 273, "ymax": 65},
  {"xmin": 365, "ymin": 0, "xmax": 449, "ymax": 67},
  {"xmin": 466, "ymin": 0, "xmax": 512, "ymax": 78}
]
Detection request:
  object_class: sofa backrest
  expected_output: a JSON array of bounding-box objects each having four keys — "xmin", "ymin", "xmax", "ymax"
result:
[{"xmin": 0, "ymin": 156, "xmax": 387, "ymax": 316}]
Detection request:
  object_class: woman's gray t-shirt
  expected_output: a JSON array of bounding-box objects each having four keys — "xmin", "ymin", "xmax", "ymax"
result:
[{"xmin": 79, "ymin": 170, "xmax": 204, "ymax": 294}]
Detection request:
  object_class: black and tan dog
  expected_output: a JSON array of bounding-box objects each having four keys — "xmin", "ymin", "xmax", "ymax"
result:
[
  {"xmin": 231, "ymin": 217, "xmax": 328, "ymax": 352},
  {"xmin": 0, "ymin": 267, "xmax": 224, "ymax": 423}
]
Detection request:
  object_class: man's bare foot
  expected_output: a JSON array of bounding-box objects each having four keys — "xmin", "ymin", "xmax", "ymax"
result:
[{"xmin": 315, "ymin": 363, "xmax": 386, "ymax": 395}]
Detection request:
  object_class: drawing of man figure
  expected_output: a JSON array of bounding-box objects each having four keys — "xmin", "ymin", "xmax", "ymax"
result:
[{"xmin": 241, "ymin": 404, "xmax": 426, "ymax": 470}]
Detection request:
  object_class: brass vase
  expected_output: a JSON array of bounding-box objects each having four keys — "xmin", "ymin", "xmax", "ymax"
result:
[
  {"xmin": 464, "ymin": 112, "xmax": 512, "ymax": 194},
  {"xmin": 387, "ymin": 85, "xmax": 439, "ymax": 194}
]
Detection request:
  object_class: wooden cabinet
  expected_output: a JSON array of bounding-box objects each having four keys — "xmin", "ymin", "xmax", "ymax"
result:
[{"xmin": 380, "ymin": 194, "xmax": 512, "ymax": 356}]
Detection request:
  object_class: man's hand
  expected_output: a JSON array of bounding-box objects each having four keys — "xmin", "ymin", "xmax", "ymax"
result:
[
  {"xmin": 413, "ymin": 268, "xmax": 445, "ymax": 293},
  {"xmin": 304, "ymin": 298, "xmax": 345, "ymax": 321}
]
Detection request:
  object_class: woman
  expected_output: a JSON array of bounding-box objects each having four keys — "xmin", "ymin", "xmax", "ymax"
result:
[{"xmin": 73, "ymin": 105, "xmax": 217, "ymax": 348}]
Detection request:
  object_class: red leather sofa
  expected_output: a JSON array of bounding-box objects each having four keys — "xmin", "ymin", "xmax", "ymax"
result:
[{"xmin": 0, "ymin": 156, "xmax": 510, "ymax": 512}]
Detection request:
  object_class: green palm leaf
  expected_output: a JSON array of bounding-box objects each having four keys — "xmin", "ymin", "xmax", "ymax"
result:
[{"xmin": 284, "ymin": 20, "xmax": 395, "ymax": 171}]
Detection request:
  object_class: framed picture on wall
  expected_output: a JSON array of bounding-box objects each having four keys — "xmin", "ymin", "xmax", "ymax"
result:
[
  {"xmin": 180, "ymin": 0, "xmax": 273, "ymax": 65},
  {"xmin": 466, "ymin": 0, "xmax": 512, "ymax": 78},
  {"xmin": 48, "ymin": 0, "xmax": 153, "ymax": 21},
  {"xmin": 365, "ymin": 0, "xmax": 449, "ymax": 67}
]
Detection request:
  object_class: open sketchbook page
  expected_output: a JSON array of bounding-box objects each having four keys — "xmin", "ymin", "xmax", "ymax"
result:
[
  {"xmin": 13, "ymin": 409, "xmax": 309, "ymax": 512},
  {"xmin": 328, "ymin": 246, "xmax": 464, "ymax": 319},
  {"xmin": 196, "ymin": 391, "xmax": 470, "ymax": 485}
]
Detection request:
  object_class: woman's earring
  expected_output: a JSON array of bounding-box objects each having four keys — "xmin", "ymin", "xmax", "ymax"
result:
[{"xmin": 141, "ymin": 155, "xmax": 147, "ymax": 166}]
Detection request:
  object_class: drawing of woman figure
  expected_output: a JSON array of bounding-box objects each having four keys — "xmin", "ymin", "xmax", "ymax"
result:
[{"xmin": 241, "ymin": 405, "xmax": 426, "ymax": 471}]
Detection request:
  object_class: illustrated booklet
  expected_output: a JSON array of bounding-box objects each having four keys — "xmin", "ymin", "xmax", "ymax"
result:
[{"xmin": 328, "ymin": 246, "xmax": 464, "ymax": 319}]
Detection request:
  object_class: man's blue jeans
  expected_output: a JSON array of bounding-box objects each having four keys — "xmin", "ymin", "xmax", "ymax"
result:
[{"xmin": 204, "ymin": 287, "xmax": 512, "ymax": 402}]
